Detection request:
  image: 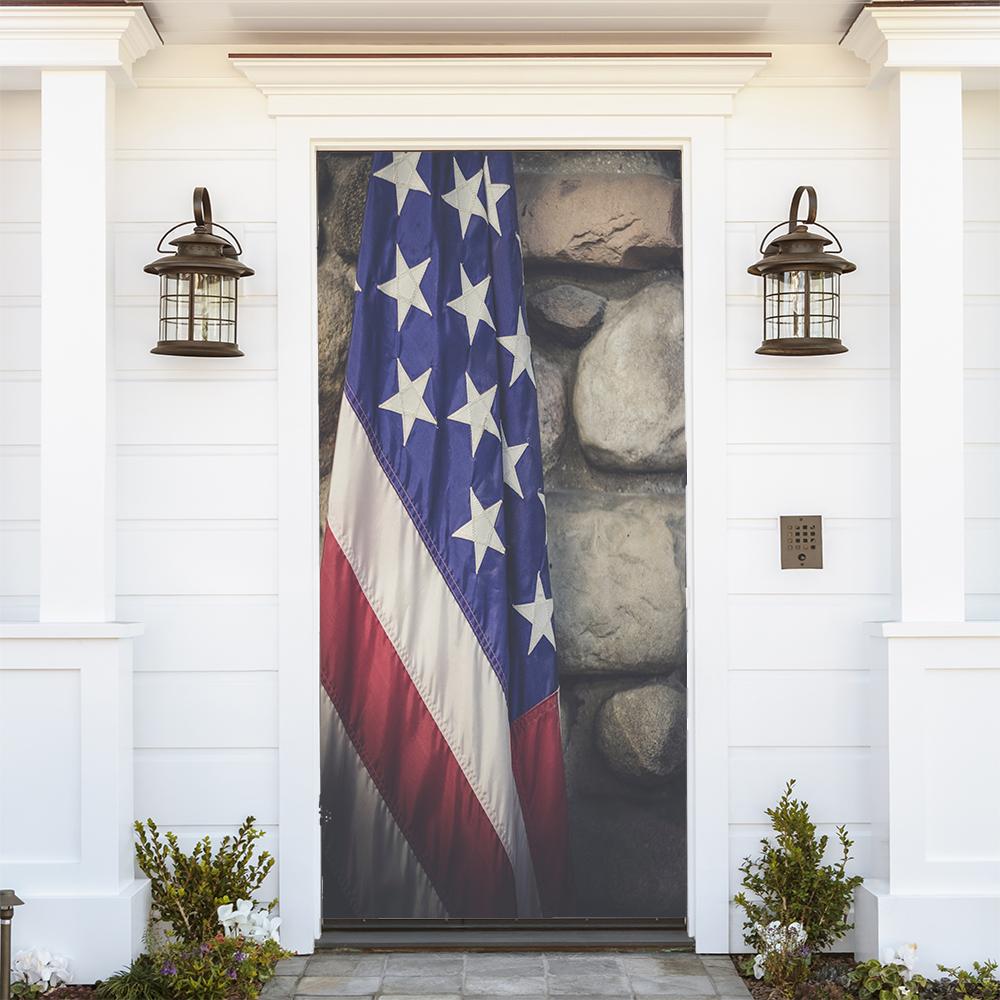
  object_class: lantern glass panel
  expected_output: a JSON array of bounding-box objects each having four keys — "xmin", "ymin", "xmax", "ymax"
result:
[
  {"xmin": 763, "ymin": 269, "xmax": 840, "ymax": 342},
  {"xmin": 159, "ymin": 272, "xmax": 193, "ymax": 343}
]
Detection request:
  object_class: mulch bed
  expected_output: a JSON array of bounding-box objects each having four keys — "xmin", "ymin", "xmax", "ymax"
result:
[
  {"xmin": 732, "ymin": 953, "xmax": 857, "ymax": 1000},
  {"xmin": 46, "ymin": 989, "xmax": 95, "ymax": 998}
]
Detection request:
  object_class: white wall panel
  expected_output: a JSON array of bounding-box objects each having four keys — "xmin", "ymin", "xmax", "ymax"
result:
[
  {"xmin": 118, "ymin": 596, "xmax": 278, "ymax": 672},
  {"xmin": 728, "ymin": 446, "xmax": 891, "ymax": 518},
  {"xmin": 965, "ymin": 227, "xmax": 1000, "ymax": 296},
  {"xmin": 0, "ymin": 227, "xmax": 40, "ymax": 298},
  {"xmin": 112, "ymin": 158, "xmax": 276, "ymax": 224},
  {"xmin": 119, "ymin": 451, "xmax": 277, "ymax": 520},
  {"xmin": 116, "ymin": 82, "xmax": 273, "ymax": 151},
  {"xmin": 0, "ymin": 452, "xmax": 38, "ymax": 521},
  {"xmin": 727, "ymin": 376, "xmax": 890, "ymax": 445},
  {"xmin": 0, "ymin": 526, "xmax": 38, "ymax": 595},
  {"xmin": 725, "ymin": 156, "xmax": 889, "ymax": 224},
  {"xmin": 117, "ymin": 522, "xmax": 277, "ymax": 595},
  {"xmin": 0, "ymin": 159, "xmax": 40, "ymax": 224},
  {"xmin": 0, "ymin": 380, "xmax": 39, "ymax": 446},
  {"xmin": 134, "ymin": 670, "xmax": 278, "ymax": 749},
  {"xmin": 135, "ymin": 750, "xmax": 278, "ymax": 825},
  {"xmin": 729, "ymin": 747, "xmax": 874, "ymax": 823},
  {"xmin": 729, "ymin": 670, "xmax": 872, "ymax": 747},
  {"xmin": 0, "ymin": 305, "xmax": 40, "ymax": 371},
  {"xmin": 728, "ymin": 594, "xmax": 891, "ymax": 670},
  {"xmin": 116, "ymin": 379, "xmax": 277, "ymax": 446}
]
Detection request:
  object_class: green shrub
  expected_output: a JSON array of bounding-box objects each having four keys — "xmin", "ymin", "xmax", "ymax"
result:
[
  {"xmin": 734, "ymin": 779, "xmax": 863, "ymax": 954},
  {"xmin": 134, "ymin": 816, "xmax": 274, "ymax": 945},
  {"xmin": 95, "ymin": 955, "xmax": 170, "ymax": 1000},
  {"xmin": 937, "ymin": 960, "xmax": 1000, "ymax": 1000},
  {"xmin": 848, "ymin": 959, "xmax": 927, "ymax": 1000},
  {"xmin": 156, "ymin": 934, "xmax": 287, "ymax": 1000},
  {"xmin": 95, "ymin": 938, "xmax": 286, "ymax": 1000}
]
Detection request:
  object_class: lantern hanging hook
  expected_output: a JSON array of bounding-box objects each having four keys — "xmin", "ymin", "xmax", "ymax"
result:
[
  {"xmin": 757, "ymin": 183, "xmax": 844, "ymax": 256},
  {"xmin": 193, "ymin": 186, "xmax": 213, "ymax": 231},
  {"xmin": 788, "ymin": 184, "xmax": 817, "ymax": 230}
]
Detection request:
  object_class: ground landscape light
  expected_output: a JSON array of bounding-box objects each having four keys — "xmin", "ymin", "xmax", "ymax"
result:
[
  {"xmin": 0, "ymin": 889, "xmax": 24, "ymax": 1000},
  {"xmin": 144, "ymin": 186, "xmax": 254, "ymax": 358},
  {"xmin": 748, "ymin": 185, "xmax": 856, "ymax": 356}
]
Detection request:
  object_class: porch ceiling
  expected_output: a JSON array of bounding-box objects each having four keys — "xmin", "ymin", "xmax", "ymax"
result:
[{"xmin": 140, "ymin": 0, "xmax": 868, "ymax": 46}]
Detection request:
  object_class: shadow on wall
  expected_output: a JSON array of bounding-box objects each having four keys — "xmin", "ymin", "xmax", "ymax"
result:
[{"xmin": 317, "ymin": 150, "xmax": 687, "ymax": 919}]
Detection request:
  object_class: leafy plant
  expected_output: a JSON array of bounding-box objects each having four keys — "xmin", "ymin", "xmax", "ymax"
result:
[
  {"xmin": 134, "ymin": 816, "xmax": 274, "ymax": 945},
  {"xmin": 937, "ymin": 960, "xmax": 1000, "ymax": 1000},
  {"xmin": 155, "ymin": 934, "xmax": 287, "ymax": 1000},
  {"xmin": 849, "ymin": 959, "xmax": 927, "ymax": 1000},
  {"xmin": 95, "ymin": 955, "xmax": 171, "ymax": 1000},
  {"xmin": 94, "ymin": 938, "xmax": 287, "ymax": 1000},
  {"xmin": 734, "ymin": 779, "xmax": 863, "ymax": 954},
  {"xmin": 751, "ymin": 920, "xmax": 811, "ymax": 995}
]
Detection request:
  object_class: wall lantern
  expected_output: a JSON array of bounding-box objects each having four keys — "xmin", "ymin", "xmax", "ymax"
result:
[
  {"xmin": 748, "ymin": 185, "xmax": 855, "ymax": 356},
  {"xmin": 144, "ymin": 187, "xmax": 253, "ymax": 357},
  {"xmin": 1, "ymin": 889, "xmax": 24, "ymax": 1000}
]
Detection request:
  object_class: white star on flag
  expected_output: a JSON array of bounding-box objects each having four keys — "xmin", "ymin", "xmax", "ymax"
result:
[
  {"xmin": 500, "ymin": 425, "xmax": 529, "ymax": 498},
  {"xmin": 373, "ymin": 151, "xmax": 430, "ymax": 213},
  {"xmin": 447, "ymin": 373, "xmax": 500, "ymax": 457},
  {"xmin": 513, "ymin": 573, "xmax": 556, "ymax": 654},
  {"xmin": 483, "ymin": 156, "xmax": 511, "ymax": 236},
  {"xmin": 442, "ymin": 158, "xmax": 487, "ymax": 237},
  {"xmin": 447, "ymin": 264, "xmax": 495, "ymax": 344},
  {"xmin": 452, "ymin": 487, "xmax": 505, "ymax": 572},
  {"xmin": 498, "ymin": 309, "xmax": 535, "ymax": 387},
  {"xmin": 377, "ymin": 246, "xmax": 432, "ymax": 330},
  {"xmin": 378, "ymin": 359, "xmax": 436, "ymax": 444}
]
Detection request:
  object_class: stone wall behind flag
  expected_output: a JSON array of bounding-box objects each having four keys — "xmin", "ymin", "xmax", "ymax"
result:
[{"xmin": 317, "ymin": 150, "xmax": 686, "ymax": 919}]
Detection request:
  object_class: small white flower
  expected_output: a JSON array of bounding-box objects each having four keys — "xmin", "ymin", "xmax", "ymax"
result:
[
  {"xmin": 753, "ymin": 954, "xmax": 766, "ymax": 980},
  {"xmin": 13, "ymin": 948, "xmax": 70, "ymax": 989}
]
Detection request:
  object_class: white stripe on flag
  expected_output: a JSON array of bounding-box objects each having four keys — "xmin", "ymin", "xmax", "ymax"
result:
[
  {"xmin": 321, "ymin": 687, "xmax": 448, "ymax": 918},
  {"xmin": 328, "ymin": 397, "xmax": 542, "ymax": 917}
]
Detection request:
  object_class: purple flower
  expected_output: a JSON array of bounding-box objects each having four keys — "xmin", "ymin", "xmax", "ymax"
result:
[
  {"xmin": 160, "ymin": 961, "xmax": 178, "ymax": 976},
  {"xmin": 234, "ymin": 951, "xmax": 247, "ymax": 964},
  {"xmin": 200, "ymin": 943, "xmax": 211, "ymax": 956},
  {"xmin": 227, "ymin": 968, "xmax": 238, "ymax": 980}
]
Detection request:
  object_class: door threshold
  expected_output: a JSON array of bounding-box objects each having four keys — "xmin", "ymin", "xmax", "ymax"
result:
[{"xmin": 317, "ymin": 924, "xmax": 693, "ymax": 951}]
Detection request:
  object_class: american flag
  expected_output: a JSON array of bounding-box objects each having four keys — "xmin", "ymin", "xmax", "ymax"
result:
[{"xmin": 320, "ymin": 151, "xmax": 571, "ymax": 918}]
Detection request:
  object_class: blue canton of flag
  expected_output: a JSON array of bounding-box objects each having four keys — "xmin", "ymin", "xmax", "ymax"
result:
[{"xmin": 345, "ymin": 151, "xmax": 557, "ymax": 722}]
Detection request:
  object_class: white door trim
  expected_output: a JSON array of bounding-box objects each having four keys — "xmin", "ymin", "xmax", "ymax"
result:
[{"xmin": 238, "ymin": 53, "xmax": 769, "ymax": 951}]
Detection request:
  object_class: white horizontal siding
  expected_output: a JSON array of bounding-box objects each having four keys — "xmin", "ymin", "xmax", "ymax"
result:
[
  {"xmin": 964, "ymin": 93, "xmax": 1000, "ymax": 616},
  {"xmin": 724, "ymin": 70, "xmax": 894, "ymax": 948}
]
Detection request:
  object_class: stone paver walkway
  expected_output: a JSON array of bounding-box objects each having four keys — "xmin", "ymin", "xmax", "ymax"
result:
[{"xmin": 263, "ymin": 951, "xmax": 750, "ymax": 999}]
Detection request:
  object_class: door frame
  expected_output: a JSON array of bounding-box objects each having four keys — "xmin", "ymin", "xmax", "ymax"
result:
[{"xmin": 231, "ymin": 50, "xmax": 770, "ymax": 954}]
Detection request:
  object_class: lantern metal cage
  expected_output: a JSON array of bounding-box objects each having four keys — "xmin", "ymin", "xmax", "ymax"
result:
[
  {"xmin": 144, "ymin": 187, "xmax": 253, "ymax": 358},
  {"xmin": 748, "ymin": 185, "xmax": 856, "ymax": 356}
]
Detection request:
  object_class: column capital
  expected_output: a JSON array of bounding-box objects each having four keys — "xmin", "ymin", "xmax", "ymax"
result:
[
  {"xmin": 842, "ymin": 3, "xmax": 1000, "ymax": 83},
  {"xmin": 0, "ymin": 3, "xmax": 160, "ymax": 87}
]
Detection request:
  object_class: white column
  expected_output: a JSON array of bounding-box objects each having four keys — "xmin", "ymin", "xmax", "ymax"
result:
[
  {"xmin": 842, "ymin": 5, "xmax": 1000, "ymax": 973},
  {"xmin": 39, "ymin": 69, "xmax": 116, "ymax": 622},
  {"xmin": 0, "ymin": 6, "xmax": 159, "ymax": 984},
  {"xmin": 892, "ymin": 70, "xmax": 965, "ymax": 623}
]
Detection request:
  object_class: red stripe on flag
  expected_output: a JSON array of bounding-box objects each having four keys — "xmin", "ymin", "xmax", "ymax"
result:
[
  {"xmin": 321, "ymin": 526, "xmax": 519, "ymax": 917},
  {"xmin": 510, "ymin": 690, "xmax": 573, "ymax": 916}
]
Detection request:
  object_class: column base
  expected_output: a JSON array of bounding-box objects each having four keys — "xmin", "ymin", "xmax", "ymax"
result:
[
  {"xmin": 855, "ymin": 880, "xmax": 1000, "ymax": 974},
  {"xmin": 11, "ymin": 879, "xmax": 150, "ymax": 985}
]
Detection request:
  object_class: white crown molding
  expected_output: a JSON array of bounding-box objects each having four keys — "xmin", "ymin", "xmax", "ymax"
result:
[
  {"xmin": 229, "ymin": 52, "xmax": 771, "ymax": 117},
  {"xmin": 842, "ymin": 4, "xmax": 1000, "ymax": 82},
  {"xmin": 0, "ymin": 5, "xmax": 161, "ymax": 88}
]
